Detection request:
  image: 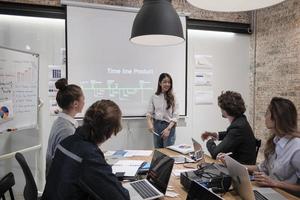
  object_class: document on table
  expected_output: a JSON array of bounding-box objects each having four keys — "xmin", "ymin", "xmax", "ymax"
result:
[
  {"xmin": 123, "ymin": 150, "xmax": 152, "ymax": 157},
  {"xmin": 112, "ymin": 160, "xmax": 144, "ymax": 177},
  {"xmin": 105, "ymin": 150, "xmax": 152, "ymax": 157}
]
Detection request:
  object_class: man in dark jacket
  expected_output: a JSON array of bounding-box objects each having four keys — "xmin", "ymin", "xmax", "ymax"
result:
[
  {"xmin": 42, "ymin": 100, "xmax": 130, "ymax": 200},
  {"xmin": 201, "ymin": 91, "xmax": 257, "ymax": 165}
]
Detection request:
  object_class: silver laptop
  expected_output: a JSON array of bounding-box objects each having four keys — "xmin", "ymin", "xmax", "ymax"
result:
[
  {"xmin": 123, "ymin": 150, "xmax": 174, "ymax": 200},
  {"xmin": 172, "ymin": 138, "xmax": 204, "ymax": 163},
  {"xmin": 191, "ymin": 138, "xmax": 204, "ymax": 161},
  {"xmin": 224, "ymin": 155, "xmax": 286, "ymax": 200}
]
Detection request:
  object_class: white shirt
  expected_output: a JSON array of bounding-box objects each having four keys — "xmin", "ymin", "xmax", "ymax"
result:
[
  {"xmin": 146, "ymin": 93, "xmax": 179, "ymax": 123},
  {"xmin": 258, "ymin": 136, "xmax": 300, "ymax": 183},
  {"xmin": 58, "ymin": 112, "xmax": 78, "ymax": 128}
]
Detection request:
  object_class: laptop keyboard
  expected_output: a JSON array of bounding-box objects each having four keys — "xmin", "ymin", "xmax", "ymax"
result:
[
  {"xmin": 254, "ymin": 190, "xmax": 268, "ymax": 200},
  {"xmin": 130, "ymin": 180, "xmax": 160, "ymax": 199}
]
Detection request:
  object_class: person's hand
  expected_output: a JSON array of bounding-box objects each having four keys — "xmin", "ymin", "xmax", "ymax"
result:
[
  {"xmin": 201, "ymin": 131, "xmax": 218, "ymax": 141},
  {"xmin": 253, "ymin": 171, "xmax": 279, "ymax": 187},
  {"xmin": 161, "ymin": 128, "xmax": 171, "ymax": 140},
  {"xmin": 216, "ymin": 152, "xmax": 226, "ymax": 164},
  {"xmin": 148, "ymin": 125, "xmax": 154, "ymax": 133}
]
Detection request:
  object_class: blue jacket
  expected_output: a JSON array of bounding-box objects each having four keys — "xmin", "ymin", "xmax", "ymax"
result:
[{"xmin": 42, "ymin": 125, "xmax": 130, "ymax": 200}]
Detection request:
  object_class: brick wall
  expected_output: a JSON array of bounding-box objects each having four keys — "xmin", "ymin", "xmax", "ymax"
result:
[{"xmin": 251, "ymin": 0, "xmax": 300, "ymax": 160}]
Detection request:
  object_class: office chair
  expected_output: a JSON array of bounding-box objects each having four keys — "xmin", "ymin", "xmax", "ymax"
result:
[
  {"xmin": 255, "ymin": 138, "xmax": 262, "ymax": 162},
  {"xmin": 0, "ymin": 172, "xmax": 15, "ymax": 200},
  {"xmin": 15, "ymin": 152, "xmax": 40, "ymax": 200}
]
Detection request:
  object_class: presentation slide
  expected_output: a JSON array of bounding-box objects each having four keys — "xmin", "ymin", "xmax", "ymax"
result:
[{"xmin": 67, "ymin": 6, "xmax": 186, "ymax": 117}]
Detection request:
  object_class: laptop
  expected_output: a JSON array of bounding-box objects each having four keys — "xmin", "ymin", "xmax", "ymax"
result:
[
  {"xmin": 191, "ymin": 138, "xmax": 204, "ymax": 161},
  {"xmin": 171, "ymin": 138, "xmax": 204, "ymax": 163},
  {"xmin": 186, "ymin": 181, "xmax": 224, "ymax": 200},
  {"xmin": 123, "ymin": 150, "xmax": 175, "ymax": 200},
  {"xmin": 224, "ymin": 155, "xmax": 286, "ymax": 200}
]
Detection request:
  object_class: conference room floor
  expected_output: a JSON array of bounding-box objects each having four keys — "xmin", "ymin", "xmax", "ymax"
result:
[{"xmin": 123, "ymin": 148, "xmax": 299, "ymax": 200}]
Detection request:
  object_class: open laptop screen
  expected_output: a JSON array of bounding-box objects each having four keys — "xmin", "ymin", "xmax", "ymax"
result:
[
  {"xmin": 192, "ymin": 138, "xmax": 202, "ymax": 152},
  {"xmin": 224, "ymin": 155, "xmax": 286, "ymax": 200},
  {"xmin": 192, "ymin": 138, "xmax": 204, "ymax": 161},
  {"xmin": 146, "ymin": 150, "xmax": 174, "ymax": 194}
]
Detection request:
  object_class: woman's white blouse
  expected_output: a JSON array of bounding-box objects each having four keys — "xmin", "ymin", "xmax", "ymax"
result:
[{"xmin": 146, "ymin": 93, "xmax": 179, "ymax": 123}]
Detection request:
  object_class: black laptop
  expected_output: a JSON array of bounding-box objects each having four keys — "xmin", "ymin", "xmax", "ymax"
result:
[{"xmin": 187, "ymin": 181, "xmax": 223, "ymax": 200}]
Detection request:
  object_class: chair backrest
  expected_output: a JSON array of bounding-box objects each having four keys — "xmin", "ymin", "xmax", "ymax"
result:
[
  {"xmin": 15, "ymin": 152, "xmax": 38, "ymax": 200},
  {"xmin": 0, "ymin": 172, "xmax": 15, "ymax": 200},
  {"xmin": 255, "ymin": 138, "xmax": 262, "ymax": 162}
]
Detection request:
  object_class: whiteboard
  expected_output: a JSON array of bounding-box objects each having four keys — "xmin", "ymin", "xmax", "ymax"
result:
[
  {"xmin": 67, "ymin": 5, "xmax": 186, "ymax": 117},
  {"xmin": 0, "ymin": 47, "xmax": 39, "ymax": 132}
]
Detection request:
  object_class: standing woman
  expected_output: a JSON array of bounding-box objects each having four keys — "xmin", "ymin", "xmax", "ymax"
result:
[
  {"xmin": 146, "ymin": 73, "xmax": 179, "ymax": 148},
  {"xmin": 46, "ymin": 78, "xmax": 84, "ymax": 175}
]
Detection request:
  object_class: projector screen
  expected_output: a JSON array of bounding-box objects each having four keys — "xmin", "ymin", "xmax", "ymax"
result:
[{"xmin": 67, "ymin": 5, "xmax": 186, "ymax": 117}]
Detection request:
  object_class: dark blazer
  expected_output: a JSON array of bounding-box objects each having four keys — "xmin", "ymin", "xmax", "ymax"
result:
[
  {"xmin": 42, "ymin": 125, "xmax": 130, "ymax": 200},
  {"xmin": 206, "ymin": 115, "xmax": 256, "ymax": 165}
]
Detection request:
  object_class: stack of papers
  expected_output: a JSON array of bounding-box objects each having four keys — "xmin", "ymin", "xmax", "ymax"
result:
[
  {"xmin": 167, "ymin": 144, "xmax": 194, "ymax": 154},
  {"xmin": 112, "ymin": 160, "xmax": 144, "ymax": 177},
  {"xmin": 105, "ymin": 150, "xmax": 152, "ymax": 157},
  {"xmin": 171, "ymin": 155, "xmax": 195, "ymax": 164},
  {"xmin": 123, "ymin": 150, "xmax": 152, "ymax": 157}
]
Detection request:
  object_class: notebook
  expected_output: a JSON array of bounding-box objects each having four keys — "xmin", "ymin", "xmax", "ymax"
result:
[
  {"xmin": 224, "ymin": 155, "xmax": 286, "ymax": 200},
  {"xmin": 123, "ymin": 150, "xmax": 175, "ymax": 200}
]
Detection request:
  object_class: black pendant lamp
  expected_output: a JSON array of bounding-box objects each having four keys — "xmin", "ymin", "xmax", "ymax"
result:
[{"xmin": 130, "ymin": 0, "xmax": 185, "ymax": 46}]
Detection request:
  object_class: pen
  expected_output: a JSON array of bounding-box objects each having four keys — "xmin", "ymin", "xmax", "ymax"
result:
[
  {"xmin": 152, "ymin": 131, "xmax": 160, "ymax": 137},
  {"xmin": 216, "ymin": 152, "xmax": 232, "ymax": 159}
]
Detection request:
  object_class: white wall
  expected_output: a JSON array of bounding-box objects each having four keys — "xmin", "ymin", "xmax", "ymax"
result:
[
  {"xmin": 179, "ymin": 30, "xmax": 251, "ymax": 153},
  {"xmin": 0, "ymin": 14, "xmax": 65, "ymax": 197}
]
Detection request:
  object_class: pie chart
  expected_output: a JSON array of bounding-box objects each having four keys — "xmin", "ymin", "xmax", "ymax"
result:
[{"xmin": 0, "ymin": 106, "xmax": 9, "ymax": 119}]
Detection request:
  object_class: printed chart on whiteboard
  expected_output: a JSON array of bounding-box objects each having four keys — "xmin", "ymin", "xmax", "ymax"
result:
[{"xmin": 0, "ymin": 46, "xmax": 39, "ymax": 133}]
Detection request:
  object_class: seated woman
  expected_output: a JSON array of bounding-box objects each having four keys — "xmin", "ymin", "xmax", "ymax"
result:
[
  {"xmin": 246, "ymin": 97, "xmax": 300, "ymax": 197},
  {"xmin": 201, "ymin": 91, "xmax": 257, "ymax": 165},
  {"xmin": 42, "ymin": 100, "xmax": 130, "ymax": 200}
]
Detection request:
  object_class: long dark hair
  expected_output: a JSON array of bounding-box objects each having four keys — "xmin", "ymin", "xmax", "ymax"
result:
[
  {"xmin": 83, "ymin": 100, "xmax": 122, "ymax": 144},
  {"xmin": 55, "ymin": 78, "xmax": 83, "ymax": 110},
  {"xmin": 264, "ymin": 97, "xmax": 299, "ymax": 160},
  {"xmin": 155, "ymin": 73, "xmax": 174, "ymax": 110}
]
